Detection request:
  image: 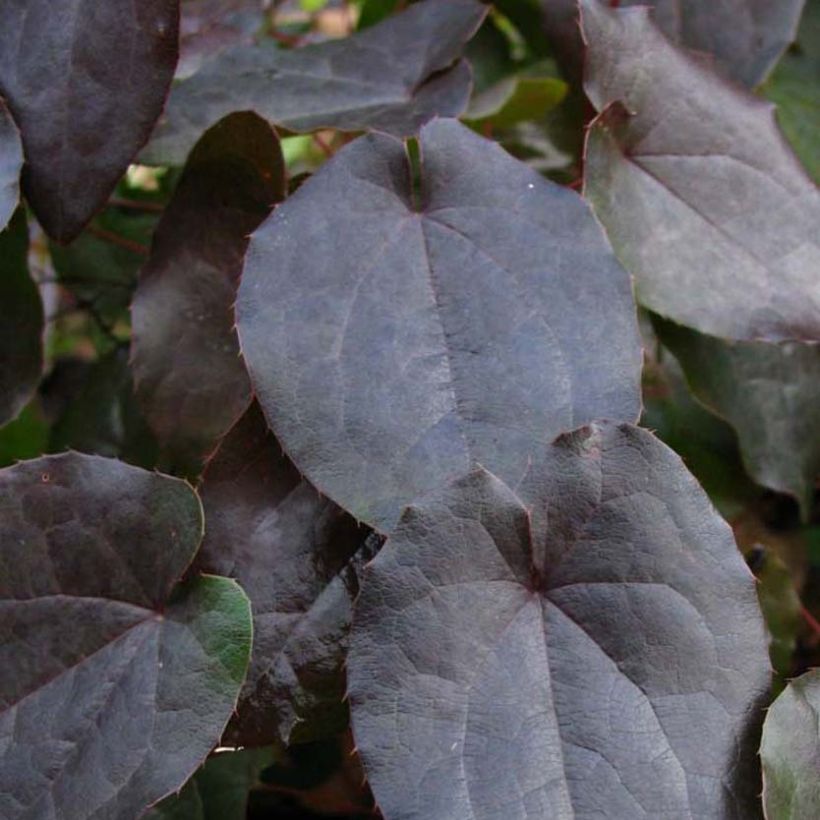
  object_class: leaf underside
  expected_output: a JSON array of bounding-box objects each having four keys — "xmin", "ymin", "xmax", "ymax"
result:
[{"xmin": 0, "ymin": 100, "xmax": 22, "ymax": 232}]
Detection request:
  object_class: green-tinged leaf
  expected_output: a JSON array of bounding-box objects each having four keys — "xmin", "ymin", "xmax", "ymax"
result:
[
  {"xmin": 655, "ymin": 316, "xmax": 820, "ymax": 520},
  {"xmin": 582, "ymin": 0, "xmax": 820, "ymax": 342},
  {"xmin": 543, "ymin": 0, "xmax": 805, "ymax": 87},
  {"xmin": 349, "ymin": 422, "xmax": 770, "ymax": 819},
  {"xmin": 143, "ymin": 0, "xmax": 488, "ymax": 165},
  {"xmin": 765, "ymin": 0, "xmax": 820, "ymax": 182},
  {"xmin": 147, "ymin": 748, "xmax": 275, "ymax": 819},
  {"xmin": 132, "ymin": 112, "xmax": 284, "ymax": 476},
  {"xmin": 237, "ymin": 119, "xmax": 642, "ymax": 531},
  {"xmin": 492, "ymin": 0, "xmax": 552, "ymax": 58},
  {"xmin": 0, "ymin": 211, "xmax": 43, "ymax": 427},
  {"xmin": 463, "ymin": 18, "xmax": 517, "ymax": 94},
  {"xmin": 0, "ymin": 401, "xmax": 49, "ymax": 467},
  {"xmin": 49, "ymin": 348, "xmax": 158, "ymax": 469},
  {"xmin": 0, "ymin": 452, "xmax": 253, "ymax": 820},
  {"xmin": 356, "ymin": 0, "xmax": 400, "ymax": 30},
  {"xmin": 0, "ymin": 0, "xmax": 179, "ymax": 241},
  {"xmin": 466, "ymin": 74, "xmax": 567, "ymax": 129},
  {"xmin": 197, "ymin": 403, "xmax": 374, "ymax": 746},
  {"xmin": 761, "ymin": 669, "xmax": 820, "ymax": 818},
  {"xmin": 0, "ymin": 99, "xmax": 22, "ymax": 232}
]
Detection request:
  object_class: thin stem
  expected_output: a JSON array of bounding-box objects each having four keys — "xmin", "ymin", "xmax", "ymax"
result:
[
  {"xmin": 87, "ymin": 225, "xmax": 150, "ymax": 257},
  {"xmin": 107, "ymin": 196, "xmax": 164, "ymax": 213},
  {"xmin": 312, "ymin": 132, "xmax": 335, "ymax": 158}
]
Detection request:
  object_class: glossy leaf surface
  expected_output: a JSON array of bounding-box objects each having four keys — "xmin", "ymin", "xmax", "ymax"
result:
[
  {"xmin": 0, "ymin": 453, "xmax": 252, "ymax": 820},
  {"xmin": 582, "ymin": 0, "xmax": 820, "ymax": 342},
  {"xmin": 0, "ymin": 0, "xmax": 179, "ymax": 241},
  {"xmin": 349, "ymin": 422, "xmax": 770, "ymax": 819},
  {"xmin": 0, "ymin": 100, "xmax": 22, "ymax": 232},
  {"xmin": 760, "ymin": 669, "xmax": 820, "ymax": 818},
  {"xmin": 143, "ymin": 0, "xmax": 487, "ymax": 165},
  {"xmin": 238, "ymin": 118, "xmax": 642, "ymax": 530},
  {"xmin": 132, "ymin": 112, "xmax": 284, "ymax": 474},
  {"xmin": 0, "ymin": 212, "xmax": 43, "ymax": 427},
  {"xmin": 197, "ymin": 403, "xmax": 372, "ymax": 746},
  {"xmin": 656, "ymin": 316, "xmax": 820, "ymax": 520}
]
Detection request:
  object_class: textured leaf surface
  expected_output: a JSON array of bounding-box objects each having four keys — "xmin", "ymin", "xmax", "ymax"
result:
[
  {"xmin": 0, "ymin": 0, "xmax": 179, "ymax": 241},
  {"xmin": 761, "ymin": 669, "xmax": 820, "ymax": 818},
  {"xmin": 349, "ymin": 422, "xmax": 770, "ymax": 819},
  {"xmin": 542, "ymin": 0, "xmax": 804, "ymax": 87},
  {"xmin": 0, "ymin": 212, "xmax": 43, "ymax": 427},
  {"xmin": 132, "ymin": 113, "xmax": 284, "ymax": 475},
  {"xmin": 0, "ymin": 453, "xmax": 252, "ymax": 820},
  {"xmin": 655, "ymin": 316, "xmax": 820, "ymax": 520},
  {"xmin": 0, "ymin": 100, "xmax": 22, "ymax": 232},
  {"xmin": 142, "ymin": 0, "xmax": 487, "ymax": 165},
  {"xmin": 238, "ymin": 118, "xmax": 642, "ymax": 530},
  {"xmin": 582, "ymin": 0, "xmax": 820, "ymax": 342},
  {"xmin": 197, "ymin": 403, "xmax": 373, "ymax": 746}
]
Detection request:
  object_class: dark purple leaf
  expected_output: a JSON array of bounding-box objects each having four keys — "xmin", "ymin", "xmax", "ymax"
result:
[
  {"xmin": 0, "ymin": 452, "xmax": 252, "ymax": 820},
  {"xmin": 348, "ymin": 422, "xmax": 771, "ymax": 819},
  {"xmin": 237, "ymin": 118, "xmax": 642, "ymax": 531},
  {"xmin": 0, "ymin": 100, "xmax": 22, "ymax": 232},
  {"xmin": 142, "ymin": 0, "xmax": 487, "ymax": 165},
  {"xmin": 197, "ymin": 402, "xmax": 374, "ymax": 746},
  {"xmin": 131, "ymin": 112, "xmax": 284, "ymax": 475},
  {"xmin": 0, "ymin": 211, "xmax": 43, "ymax": 427},
  {"xmin": 582, "ymin": 0, "xmax": 820, "ymax": 342},
  {"xmin": 542, "ymin": 0, "xmax": 805, "ymax": 88},
  {"xmin": 0, "ymin": 0, "xmax": 179, "ymax": 241}
]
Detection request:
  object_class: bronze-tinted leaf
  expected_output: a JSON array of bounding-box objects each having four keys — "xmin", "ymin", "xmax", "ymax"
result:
[
  {"xmin": 131, "ymin": 112, "xmax": 284, "ymax": 475},
  {"xmin": 142, "ymin": 0, "xmax": 487, "ymax": 165},
  {"xmin": 582, "ymin": 0, "xmax": 820, "ymax": 342},
  {"xmin": 0, "ymin": 0, "xmax": 179, "ymax": 241},
  {"xmin": 237, "ymin": 118, "xmax": 642, "ymax": 531},
  {"xmin": 349, "ymin": 422, "xmax": 770, "ymax": 819},
  {"xmin": 0, "ymin": 453, "xmax": 252, "ymax": 820}
]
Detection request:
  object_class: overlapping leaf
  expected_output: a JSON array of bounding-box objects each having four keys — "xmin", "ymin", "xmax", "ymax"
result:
[
  {"xmin": 542, "ymin": 0, "xmax": 805, "ymax": 87},
  {"xmin": 582, "ymin": 0, "xmax": 820, "ymax": 342},
  {"xmin": 348, "ymin": 422, "xmax": 771, "ymax": 819},
  {"xmin": 197, "ymin": 403, "xmax": 373, "ymax": 746},
  {"xmin": 0, "ymin": 0, "xmax": 180, "ymax": 241},
  {"xmin": 237, "ymin": 118, "xmax": 642, "ymax": 530},
  {"xmin": 760, "ymin": 669, "xmax": 820, "ymax": 818},
  {"xmin": 656, "ymin": 316, "xmax": 820, "ymax": 519},
  {"xmin": 0, "ymin": 212, "xmax": 43, "ymax": 427},
  {"xmin": 0, "ymin": 453, "xmax": 252, "ymax": 820},
  {"xmin": 132, "ymin": 112, "xmax": 284, "ymax": 475},
  {"xmin": 142, "ymin": 0, "xmax": 487, "ymax": 165},
  {"xmin": 0, "ymin": 100, "xmax": 22, "ymax": 232}
]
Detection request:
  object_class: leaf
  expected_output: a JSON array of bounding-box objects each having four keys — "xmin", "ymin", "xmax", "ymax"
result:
[
  {"xmin": 541, "ymin": 0, "xmax": 805, "ymax": 88},
  {"xmin": 0, "ymin": 211, "xmax": 43, "ymax": 427},
  {"xmin": 465, "ymin": 74, "xmax": 568, "ymax": 130},
  {"xmin": 654, "ymin": 316, "xmax": 820, "ymax": 521},
  {"xmin": 0, "ymin": 452, "xmax": 253, "ymax": 820},
  {"xmin": 131, "ymin": 112, "xmax": 284, "ymax": 475},
  {"xmin": 764, "ymin": 0, "xmax": 820, "ymax": 183},
  {"xmin": 197, "ymin": 403, "xmax": 374, "ymax": 746},
  {"xmin": 581, "ymin": 0, "xmax": 820, "ymax": 343},
  {"xmin": 760, "ymin": 669, "xmax": 820, "ymax": 818},
  {"xmin": 0, "ymin": 401, "xmax": 49, "ymax": 467},
  {"xmin": 142, "ymin": 0, "xmax": 488, "ymax": 165},
  {"xmin": 0, "ymin": 100, "xmax": 22, "ymax": 232},
  {"xmin": 147, "ymin": 748, "xmax": 275, "ymax": 819},
  {"xmin": 237, "ymin": 118, "xmax": 642, "ymax": 531},
  {"xmin": 0, "ymin": 0, "xmax": 180, "ymax": 242},
  {"xmin": 348, "ymin": 421, "xmax": 771, "ymax": 819}
]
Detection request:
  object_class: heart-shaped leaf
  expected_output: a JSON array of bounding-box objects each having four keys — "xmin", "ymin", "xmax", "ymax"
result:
[
  {"xmin": 197, "ymin": 403, "xmax": 374, "ymax": 746},
  {"xmin": 760, "ymin": 669, "xmax": 820, "ymax": 818},
  {"xmin": 542, "ymin": 0, "xmax": 805, "ymax": 87},
  {"xmin": 0, "ymin": 100, "xmax": 22, "ymax": 232},
  {"xmin": 0, "ymin": 0, "xmax": 180, "ymax": 241},
  {"xmin": 581, "ymin": 0, "xmax": 820, "ymax": 342},
  {"xmin": 348, "ymin": 422, "xmax": 770, "ymax": 819},
  {"xmin": 0, "ymin": 211, "xmax": 43, "ymax": 428},
  {"xmin": 132, "ymin": 112, "xmax": 284, "ymax": 475},
  {"xmin": 655, "ymin": 315, "xmax": 820, "ymax": 520},
  {"xmin": 0, "ymin": 453, "xmax": 252, "ymax": 820},
  {"xmin": 142, "ymin": 0, "xmax": 487, "ymax": 165},
  {"xmin": 237, "ymin": 118, "xmax": 642, "ymax": 530}
]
